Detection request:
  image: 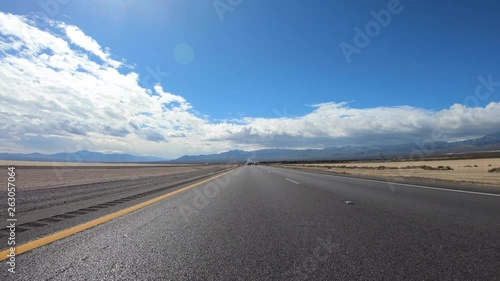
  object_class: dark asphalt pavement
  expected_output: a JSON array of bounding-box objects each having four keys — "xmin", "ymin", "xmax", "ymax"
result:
[{"xmin": 2, "ymin": 166, "xmax": 500, "ymax": 280}]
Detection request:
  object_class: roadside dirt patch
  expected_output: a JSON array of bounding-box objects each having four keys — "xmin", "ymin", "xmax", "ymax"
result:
[
  {"xmin": 282, "ymin": 158, "xmax": 500, "ymax": 186},
  {"xmin": 0, "ymin": 162, "xmax": 227, "ymax": 191}
]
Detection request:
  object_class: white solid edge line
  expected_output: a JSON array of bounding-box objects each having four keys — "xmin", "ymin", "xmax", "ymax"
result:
[
  {"xmin": 285, "ymin": 178, "xmax": 301, "ymax": 184},
  {"xmin": 268, "ymin": 166, "xmax": 500, "ymax": 197},
  {"xmin": 312, "ymin": 172, "xmax": 500, "ymax": 197}
]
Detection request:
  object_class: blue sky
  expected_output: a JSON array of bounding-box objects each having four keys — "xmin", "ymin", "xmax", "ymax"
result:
[{"xmin": 1, "ymin": 0, "xmax": 500, "ymax": 157}]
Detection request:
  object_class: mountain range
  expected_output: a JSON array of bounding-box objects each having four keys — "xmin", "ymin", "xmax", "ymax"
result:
[
  {"xmin": 0, "ymin": 150, "xmax": 168, "ymax": 163},
  {"xmin": 169, "ymin": 132, "xmax": 500, "ymax": 163},
  {"xmin": 2, "ymin": 133, "xmax": 499, "ymax": 163}
]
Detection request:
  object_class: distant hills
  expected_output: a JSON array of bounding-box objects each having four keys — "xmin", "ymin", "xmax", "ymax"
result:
[
  {"xmin": 2, "ymin": 133, "xmax": 500, "ymax": 164},
  {"xmin": 0, "ymin": 150, "xmax": 168, "ymax": 163},
  {"xmin": 169, "ymin": 132, "xmax": 500, "ymax": 164}
]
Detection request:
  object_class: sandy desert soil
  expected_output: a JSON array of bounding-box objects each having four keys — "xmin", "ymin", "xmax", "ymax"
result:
[
  {"xmin": 0, "ymin": 160, "xmax": 190, "ymax": 167},
  {"xmin": 283, "ymin": 158, "xmax": 500, "ymax": 186},
  {"xmin": 0, "ymin": 161, "xmax": 228, "ymax": 191}
]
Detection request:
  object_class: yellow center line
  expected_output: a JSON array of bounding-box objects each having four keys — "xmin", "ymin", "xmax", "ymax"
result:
[{"xmin": 1, "ymin": 169, "xmax": 235, "ymax": 261}]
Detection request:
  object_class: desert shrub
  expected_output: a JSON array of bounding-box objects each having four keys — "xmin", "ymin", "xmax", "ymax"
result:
[
  {"xmin": 488, "ymin": 167, "xmax": 500, "ymax": 173},
  {"xmin": 474, "ymin": 165, "xmax": 478, "ymax": 167},
  {"xmin": 438, "ymin": 165, "xmax": 451, "ymax": 170},
  {"xmin": 410, "ymin": 165, "xmax": 454, "ymax": 171},
  {"xmin": 464, "ymin": 165, "xmax": 472, "ymax": 168},
  {"xmin": 488, "ymin": 164, "xmax": 492, "ymax": 167},
  {"xmin": 377, "ymin": 166, "xmax": 386, "ymax": 170}
]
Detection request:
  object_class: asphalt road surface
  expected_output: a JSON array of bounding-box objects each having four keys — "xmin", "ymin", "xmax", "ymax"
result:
[{"xmin": 2, "ymin": 166, "xmax": 500, "ymax": 280}]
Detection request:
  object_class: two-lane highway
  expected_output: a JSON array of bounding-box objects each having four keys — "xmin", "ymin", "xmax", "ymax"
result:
[{"xmin": 2, "ymin": 165, "xmax": 500, "ymax": 280}]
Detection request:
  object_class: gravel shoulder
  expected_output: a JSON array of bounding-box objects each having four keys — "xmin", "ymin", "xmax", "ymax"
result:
[
  {"xmin": 0, "ymin": 163, "xmax": 220, "ymax": 191},
  {"xmin": 0, "ymin": 164, "xmax": 234, "ymax": 245}
]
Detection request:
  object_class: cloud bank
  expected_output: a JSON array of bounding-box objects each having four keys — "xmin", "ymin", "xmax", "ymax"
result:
[{"xmin": 1, "ymin": 12, "xmax": 499, "ymax": 158}]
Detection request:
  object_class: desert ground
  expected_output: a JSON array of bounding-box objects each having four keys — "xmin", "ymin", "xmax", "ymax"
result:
[
  {"xmin": 282, "ymin": 158, "xmax": 500, "ymax": 186},
  {"xmin": 0, "ymin": 160, "xmax": 194, "ymax": 167},
  {"xmin": 0, "ymin": 161, "xmax": 227, "ymax": 191},
  {"xmin": 3, "ymin": 158, "xmax": 500, "ymax": 190}
]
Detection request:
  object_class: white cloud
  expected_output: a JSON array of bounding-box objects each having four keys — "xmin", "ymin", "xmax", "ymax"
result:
[
  {"xmin": 154, "ymin": 85, "xmax": 191, "ymax": 111},
  {"xmin": 62, "ymin": 24, "xmax": 121, "ymax": 67},
  {"xmin": 1, "ymin": 11, "xmax": 500, "ymax": 158},
  {"xmin": 200, "ymin": 102, "xmax": 500, "ymax": 149}
]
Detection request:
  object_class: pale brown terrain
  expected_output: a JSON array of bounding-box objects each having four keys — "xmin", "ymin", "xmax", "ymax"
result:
[
  {"xmin": 0, "ymin": 160, "xmax": 191, "ymax": 167},
  {"xmin": 0, "ymin": 161, "xmax": 226, "ymax": 191},
  {"xmin": 282, "ymin": 158, "xmax": 500, "ymax": 186}
]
